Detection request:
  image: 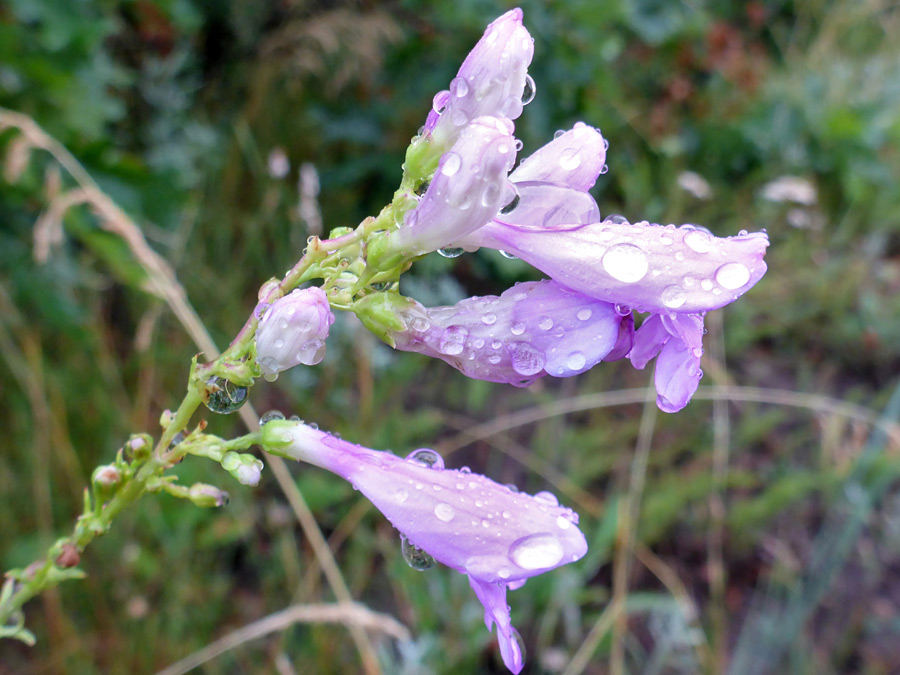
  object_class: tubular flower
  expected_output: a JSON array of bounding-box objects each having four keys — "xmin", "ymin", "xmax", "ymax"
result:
[
  {"xmin": 262, "ymin": 421, "xmax": 588, "ymax": 674},
  {"xmin": 254, "ymin": 287, "xmax": 335, "ymax": 379},
  {"xmin": 355, "ymin": 280, "xmax": 630, "ymax": 385},
  {"xmin": 425, "ymin": 8, "xmax": 534, "ymax": 149}
]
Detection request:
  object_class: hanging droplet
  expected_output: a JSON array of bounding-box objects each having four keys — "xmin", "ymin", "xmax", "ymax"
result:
[
  {"xmin": 406, "ymin": 448, "xmax": 445, "ymax": 470},
  {"xmin": 499, "ymin": 250, "xmax": 519, "ymax": 260},
  {"xmin": 168, "ymin": 431, "xmax": 185, "ymax": 451},
  {"xmin": 599, "ymin": 164, "xmax": 609, "ymax": 174},
  {"xmin": 205, "ymin": 376, "xmax": 249, "ymax": 414},
  {"xmin": 607, "ymin": 214, "xmax": 629, "ymax": 225},
  {"xmin": 401, "ymin": 535, "xmax": 435, "ymax": 571},
  {"xmin": 415, "ymin": 179, "xmax": 431, "ymax": 197},
  {"xmin": 437, "ymin": 247, "xmax": 465, "ymax": 258},
  {"xmin": 259, "ymin": 410, "xmax": 285, "ymax": 426},
  {"xmin": 521, "ymin": 74, "xmax": 536, "ymax": 105},
  {"xmin": 499, "ymin": 185, "xmax": 520, "ymax": 215},
  {"xmin": 553, "ymin": 129, "xmax": 566, "ymax": 139}
]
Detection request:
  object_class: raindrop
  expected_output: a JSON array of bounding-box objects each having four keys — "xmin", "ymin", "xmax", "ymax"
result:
[
  {"xmin": 415, "ymin": 180, "xmax": 430, "ymax": 197},
  {"xmin": 510, "ymin": 322, "xmax": 526, "ymax": 336},
  {"xmin": 394, "ymin": 489, "xmax": 409, "ymax": 504},
  {"xmin": 700, "ymin": 279, "xmax": 714, "ymax": 291},
  {"xmin": 692, "ymin": 347, "xmax": 704, "ymax": 358},
  {"xmin": 406, "ymin": 448, "xmax": 445, "ymax": 469},
  {"xmin": 576, "ymin": 308, "xmax": 592, "ymax": 321},
  {"xmin": 438, "ymin": 325, "xmax": 468, "ymax": 355},
  {"xmin": 538, "ymin": 317, "xmax": 553, "ymax": 330},
  {"xmin": 498, "ymin": 567, "xmax": 511, "ymax": 579},
  {"xmin": 259, "ymin": 410, "xmax": 285, "ymax": 426},
  {"xmin": 602, "ymin": 243, "xmax": 649, "ymax": 283},
  {"xmin": 556, "ymin": 515, "xmax": 572, "ymax": 530},
  {"xmin": 450, "ymin": 76, "xmax": 468, "ymax": 98},
  {"xmin": 509, "ymin": 533, "xmax": 564, "ymax": 570},
  {"xmin": 510, "ymin": 343, "xmax": 545, "ymax": 376},
  {"xmin": 371, "ymin": 282, "xmax": 393, "ymax": 291},
  {"xmin": 488, "ymin": 355, "xmax": 502, "ymax": 365},
  {"xmin": 599, "ymin": 164, "xmax": 609, "ymax": 174},
  {"xmin": 432, "ymin": 91, "xmax": 448, "ymax": 114},
  {"xmin": 559, "ymin": 148, "xmax": 582, "ymax": 171},
  {"xmin": 535, "ymin": 491, "xmax": 560, "ymax": 506},
  {"xmin": 499, "ymin": 185, "xmax": 520, "ymax": 214},
  {"xmin": 168, "ymin": 431, "xmax": 185, "ymax": 451},
  {"xmin": 499, "ymin": 250, "xmax": 519, "ymax": 260},
  {"xmin": 481, "ymin": 181, "xmax": 502, "ymax": 207},
  {"xmin": 440, "ymin": 152, "xmax": 462, "ymax": 177},
  {"xmin": 553, "ymin": 129, "xmax": 565, "ymax": 139},
  {"xmin": 205, "ymin": 376, "xmax": 249, "ymax": 414},
  {"xmin": 514, "ymin": 139, "xmax": 524, "ymax": 152},
  {"xmin": 684, "ymin": 229, "xmax": 713, "ymax": 254},
  {"xmin": 607, "ymin": 214, "xmax": 629, "ymax": 225},
  {"xmin": 437, "ymin": 247, "xmax": 465, "ymax": 258},
  {"xmin": 521, "ymin": 74, "xmax": 536, "ymax": 105},
  {"xmin": 481, "ymin": 313, "xmax": 497, "ymax": 326},
  {"xmin": 661, "ymin": 285, "xmax": 687, "ymax": 309},
  {"xmin": 615, "ymin": 304, "xmax": 631, "ymax": 316},
  {"xmin": 401, "ymin": 535, "xmax": 435, "ymax": 571},
  {"xmin": 434, "ymin": 503, "xmax": 455, "ymax": 522},
  {"xmin": 715, "ymin": 262, "xmax": 751, "ymax": 289},
  {"xmin": 565, "ymin": 352, "xmax": 586, "ymax": 371}
]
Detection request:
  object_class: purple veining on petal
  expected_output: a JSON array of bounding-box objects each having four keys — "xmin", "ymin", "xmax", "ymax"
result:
[
  {"xmin": 269, "ymin": 421, "xmax": 587, "ymax": 674},
  {"xmin": 467, "ymin": 218, "xmax": 769, "ymax": 314}
]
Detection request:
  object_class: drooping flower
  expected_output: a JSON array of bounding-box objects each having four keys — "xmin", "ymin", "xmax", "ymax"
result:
[
  {"xmin": 425, "ymin": 9, "xmax": 534, "ymax": 149},
  {"xmin": 254, "ymin": 287, "xmax": 335, "ymax": 379},
  {"xmin": 354, "ymin": 280, "xmax": 630, "ymax": 385},
  {"xmin": 261, "ymin": 420, "xmax": 587, "ymax": 674}
]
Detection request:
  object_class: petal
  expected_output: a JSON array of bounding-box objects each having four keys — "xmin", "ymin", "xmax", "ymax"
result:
[
  {"xmin": 469, "ymin": 577, "xmax": 523, "ymax": 674},
  {"xmin": 510, "ymin": 122, "xmax": 607, "ymax": 192},
  {"xmin": 628, "ymin": 314, "xmax": 669, "ymax": 370}
]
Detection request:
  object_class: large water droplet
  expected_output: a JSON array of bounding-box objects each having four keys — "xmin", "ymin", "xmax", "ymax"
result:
[
  {"xmin": 259, "ymin": 410, "xmax": 285, "ymax": 426},
  {"xmin": 439, "ymin": 325, "xmax": 468, "ymax": 355},
  {"xmin": 441, "ymin": 152, "xmax": 461, "ymax": 177},
  {"xmin": 510, "ymin": 322, "xmax": 525, "ymax": 336},
  {"xmin": 481, "ymin": 313, "xmax": 497, "ymax": 326},
  {"xmin": 511, "ymin": 343, "xmax": 545, "ymax": 376},
  {"xmin": 450, "ymin": 76, "xmax": 468, "ymax": 98},
  {"xmin": 565, "ymin": 352, "xmax": 586, "ymax": 371},
  {"xmin": 607, "ymin": 214, "xmax": 630, "ymax": 225},
  {"xmin": 401, "ymin": 535, "xmax": 435, "ymax": 571},
  {"xmin": 205, "ymin": 376, "xmax": 249, "ymax": 414},
  {"xmin": 509, "ymin": 533, "xmax": 564, "ymax": 570},
  {"xmin": 576, "ymin": 308, "xmax": 592, "ymax": 321},
  {"xmin": 602, "ymin": 243, "xmax": 649, "ymax": 283},
  {"xmin": 535, "ymin": 491, "xmax": 560, "ymax": 506},
  {"xmin": 394, "ymin": 489, "xmax": 409, "ymax": 504},
  {"xmin": 481, "ymin": 181, "xmax": 501, "ymax": 208},
  {"xmin": 437, "ymin": 247, "xmax": 465, "ymax": 258},
  {"xmin": 434, "ymin": 503, "xmax": 455, "ymax": 522},
  {"xmin": 406, "ymin": 448, "xmax": 445, "ymax": 469},
  {"xmin": 538, "ymin": 317, "xmax": 553, "ymax": 331},
  {"xmin": 684, "ymin": 229, "xmax": 712, "ymax": 253},
  {"xmin": 559, "ymin": 148, "xmax": 582, "ymax": 171},
  {"xmin": 661, "ymin": 285, "xmax": 687, "ymax": 309},
  {"xmin": 499, "ymin": 250, "xmax": 519, "ymax": 260},
  {"xmin": 499, "ymin": 185, "xmax": 520, "ymax": 214},
  {"xmin": 715, "ymin": 262, "xmax": 751, "ymax": 289},
  {"xmin": 521, "ymin": 74, "xmax": 536, "ymax": 105}
]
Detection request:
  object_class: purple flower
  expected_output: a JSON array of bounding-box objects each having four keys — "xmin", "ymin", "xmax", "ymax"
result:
[
  {"xmin": 468, "ymin": 218, "xmax": 769, "ymax": 315},
  {"xmin": 355, "ymin": 280, "xmax": 630, "ymax": 385},
  {"xmin": 254, "ymin": 287, "xmax": 335, "ymax": 379},
  {"xmin": 426, "ymin": 9, "xmax": 534, "ymax": 148},
  {"xmin": 628, "ymin": 313, "xmax": 705, "ymax": 413},
  {"xmin": 264, "ymin": 421, "xmax": 588, "ymax": 673},
  {"xmin": 372, "ymin": 117, "xmax": 518, "ymax": 265}
]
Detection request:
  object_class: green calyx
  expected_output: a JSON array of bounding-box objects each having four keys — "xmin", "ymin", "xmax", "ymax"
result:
[{"xmin": 352, "ymin": 292, "xmax": 414, "ymax": 347}]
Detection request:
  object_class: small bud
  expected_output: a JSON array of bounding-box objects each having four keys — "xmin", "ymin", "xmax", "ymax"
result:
[
  {"xmin": 92, "ymin": 465, "xmax": 121, "ymax": 487},
  {"xmin": 221, "ymin": 452, "xmax": 264, "ymax": 486},
  {"xmin": 55, "ymin": 544, "xmax": 80, "ymax": 569},
  {"xmin": 189, "ymin": 483, "xmax": 230, "ymax": 508},
  {"xmin": 255, "ymin": 287, "xmax": 335, "ymax": 380}
]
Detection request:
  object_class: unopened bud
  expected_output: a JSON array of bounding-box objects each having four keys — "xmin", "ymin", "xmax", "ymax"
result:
[
  {"xmin": 55, "ymin": 543, "xmax": 80, "ymax": 569},
  {"xmin": 92, "ymin": 465, "xmax": 121, "ymax": 487},
  {"xmin": 255, "ymin": 287, "xmax": 335, "ymax": 380},
  {"xmin": 189, "ymin": 483, "xmax": 230, "ymax": 508},
  {"xmin": 221, "ymin": 452, "xmax": 264, "ymax": 487}
]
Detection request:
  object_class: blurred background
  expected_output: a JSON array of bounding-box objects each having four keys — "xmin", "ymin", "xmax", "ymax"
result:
[{"xmin": 2, "ymin": 0, "xmax": 900, "ymax": 672}]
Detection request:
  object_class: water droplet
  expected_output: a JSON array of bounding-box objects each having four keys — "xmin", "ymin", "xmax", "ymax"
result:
[
  {"xmin": 684, "ymin": 229, "xmax": 712, "ymax": 253},
  {"xmin": 439, "ymin": 325, "xmax": 468, "ymax": 355},
  {"xmin": 509, "ymin": 533, "xmax": 564, "ymax": 570},
  {"xmin": 205, "ymin": 376, "xmax": 249, "ymax": 414},
  {"xmin": 565, "ymin": 352, "xmax": 586, "ymax": 371},
  {"xmin": 559, "ymin": 148, "xmax": 582, "ymax": 171},
  {"xmin": 415, "ymin": 179, "xmax": 430, "ymax": 197},
  {"xmin": 168, "ymin": 431, "xmax": 185, "ymax": 451},
  {"xmin": 661, "ymin": 285, "xmax": 687, "ymax": 309},
  {"xmin": 715, "ymin": 262, "xmax": 751, "ymax": 289},
  {"xmin": 602, "ymin": 243, "xmax": 648, "ymax": 283},
  {"xmin": 401, "ymin": 535, "xmax": 435, "ymax": 571},
  {"xmin": 499, "ymin": 250, "xmax": 519, "ymax": 260},
  {"xmin": 394, "ymin": 489, "xmax": 409, "ymax": 504},
  {"xmin": 432, "ymin": 91, "xmax": 448, "ymax": 114},
  {"xmin": 538, "ymin": 317, "xmax": 553, "ymax": 331},
  {"xmin": 434, "ymin": 503, "xmax": 455, "ymax": 522},
  {"xmin": 700, "ymin": 279, "xmax": 714, "ymax": 291},
  {"xmin": 406, "ymin": 448, "xmax": 445, "ymax": 469},
  {"xmin": 576, "ymin": 308, "xmax": 592, "ymax": 321},
  {"xmin": 502, "ymin": 511, "xmax": 511, "ymax": 518},
  {"xmin": 481, "ymin": 519, "xmax": 491, "ymax": 528},
  {"xmin": 499, "ymin": 186, "xmax": 520, "ymax": 214},
  {"xmin": 437, "ymin": 247, "xmax": 465, "ymax": 258},
  {"xmin": 259, "ymin": 410, "xmax": 285, "ymax": 425},
  {"xmin": 481, "ymin": 313, "xmax": 497, "ymax": 326},
  {"xmin": 371, "ymin": 281, "xmax": 393, "ymax": 291},
  {"xmin": 514, "ymin": 139, "xmax": 524, "ymax": 152},
  {"xmin": 492, "ymin": 340, "xmax": 502, "ymax": 349},
  {"xmin": 615, "ymin": 303, "xmax": 631, "ymax": 316},
  {"xmin": 481, "ymin": 180, "xmax": 502, "ymax": 207},
  {"xmin": 440, "ymin": 152, "xmax": 461, "ymax": 177},
  {"xmin": 510, "ymin": 322, "xmax": 526, "ymax": 336},
  {"xmin": 599, "ymin": 164, "xmax": 609, "ymax": 174},
  {"xmin": 488, "ymin": 354, "xmax": 502, "ymax": 365},
  {"xmin": 510, "ymin": 343, "xmax": 545, "ymax": 376},
  {"xmin": 556, "ymin": 515, "xmax": 572, "ymax": 530},
  {"xmin": 607, "ymin": 214, "xmax": 629, "ymax": 225},
  {"xmin": 498, "ymin": 566, "xmax": 511, "ymax": 579},
  {"xmin": 521, "ymin": 74, "xmax": 536, "ymax": 104},
  {"xmin": 450, "ymin": 76, "xmax": 468, "ymax": 98},
  {"xmin": 535, "ymin": 491, "xmax": 559, "ymax": 506},
  {"xmin": 692, "ymin": 347, "xmax": 704, "ymax": 358}
]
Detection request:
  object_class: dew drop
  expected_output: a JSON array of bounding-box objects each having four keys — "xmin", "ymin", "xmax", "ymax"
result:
[
  {"xmin": 556, "ymin": 515, "xmax": 572, "ymax": 530},
  {"xmin": 599, "ymin": 164, "xmax": 609, "ymax": 174},
  {"xmin": 521, "ymin": 74, "xmax": 537, "ymax": 105},
  {"xmin": 692, "ymin": 347, "xmax": 704, "ymax": 358},
  {"xmin": 559, "ymin": 148, "xmax": 582, "ymax": 171},
  {"xmin": 602, "ymin": 243, "xmax": 648, "ymax": 283},
  {"xmin": 415, "ymin": 180, "xmax": 431, "ymax": 197},
  {"xmin": 499, "ymin": 250, "xmax": 519, "ymax": 260},
  {"xmin": 606, "ymin": 214, "xmax": 629, "ymax": 225},
  {"xmin": 715, "ymin": 262, "xmax": 751, "ymax": 289},
  {"xmin": 259, "ymin": 410, "xmax": 285, "ymax": 426},
  {"xmin": 406, "ymin": 448, "xmax": 445, "ymax": 469},
  {"xmin": 434, "ymin": 503, "xmax": 455, "ymax": 522},
  {"xmin": 511, "ymin": 343, "xmax": 545, "ymax": 376},
  {"xmin": 499, "ymin": 186, "xmax": 520, "ymax": 214},
  {"xmin": 205, "ymin": 376, "xmax": 249, "ymax": 415},
  {"xmin": 510, "ymin": 322, "xmax": 526, "ymax": 336},
  {"xmin": 498, "ymin": 567, "xmax": 511, "ymax": 579},
  {"xmin": 437, "ymin": 247, "xmax": 465, "ymax": 258},
  {"xmin": 450, "ymin": 76, "xmax": 468, "ymax": 98},
  {"xmin": 538, "ymin": 317, "xmax": 553, "ymax": 330},
  {"xmin": 488, "ymin": 354, "xmax": 501, "ymax": 365},
  {"xmin": 440, "ymin": 152, "xmax": 461, "ymax": 177},
  {"xmin": 566, "ymin": 352, "xmax": 586, "ymax": 371},
  {"xmin": 481, "ymin": 313, "xmax": 497, "ymax": 326},
  {"xmin": 401, "ymin": 535, "xmax": 435, "ymax": 571},
  {"xmin": 394, "ymin": 489, "xmax": 409, "ymax": 504},
  {"xmin": 576, "ymin": 308, "xmax": 592, "ymax": 321},
  {"xmin": 700, "ymin": 279, "xmax": 714, "ymax": 291},
  {"xmin": 661, "ymin": 285, "xmax": 687, "ymax": 309},
  {"xmin": 438, "ymin": 325, "xmax": 468, "ymax": 355},
  {"xmin": 684, "ymin": 229, "xmax": 713, "ymax": 253},
  {"xmin": 535, "ymin": 491, "xmax": 560, "ymax": 506},
  {"xmin": 509, "ymin": 533, "xmax": 564, "ymax": 570}
]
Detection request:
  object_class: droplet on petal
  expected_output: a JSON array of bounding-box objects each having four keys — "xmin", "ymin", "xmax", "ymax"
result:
[
  {"xmin": 406, "ymin": 448, "xmax": 445, "ymax": 469},
  {"xmin": 434, "ymin": 503, "xmax": 456, "ymax": 522},
  {"xmin": 602, "ymin": 243, "xmax": 649, "ymax": 283},
  {"xmin": 521, "ymin": 74, "xmax": 536, "ymax": 104},
  {"xmin": 401, "ymin": 535, "xmax": 435, "ymax": 571},
  {"xmin": 715, "ymin": 262, "xmax": 751, "ymax": 289},
  {"xmin": 510, "ymin": 343, "xmax": 545, "ymax": 376},
  {"xmin": 509, "ymin": 532, "xmax": 564, "ymax": 570},
  {"xmin": 661, "ymin": 285, "xmax": 687, "ymax": 309}
]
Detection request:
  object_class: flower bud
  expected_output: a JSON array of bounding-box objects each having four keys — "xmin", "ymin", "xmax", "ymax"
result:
[
  {"xmin": 221, "ymin": 452, "xmax": 263, "ymax": 486},
  {"xmin": 92, "ymin": 465, "xmax": 121, "ymax": 487},
  {"xmin": 189, "ymin": 483, "xmax": 230, "ymax": 508},
  {"xmin": 255, "ymin": 287, "xmax": 335, "ymax": 379}
]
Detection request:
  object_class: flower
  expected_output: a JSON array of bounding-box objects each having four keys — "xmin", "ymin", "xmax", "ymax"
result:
[
  {"xmin": 355, "ymin": 280, "xmax": 630, "ymax": 385},
  {"xmin": 628, "ymin": 312, "xmax": 705, "ymax": 413},
  {"xmin": 263, "ymin": 421, "xmax": 588, "ymax": 674},
  {"xmin": 425, "ymin": 9, "xmax": 534, "ymax": 149},
  {"xmin": 373, "ymin": 117, "xmax": 518, "ymax": 267},
  {"xmin": 254, "ymin": 287, "xmax": 335, "ymax": 379}
]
